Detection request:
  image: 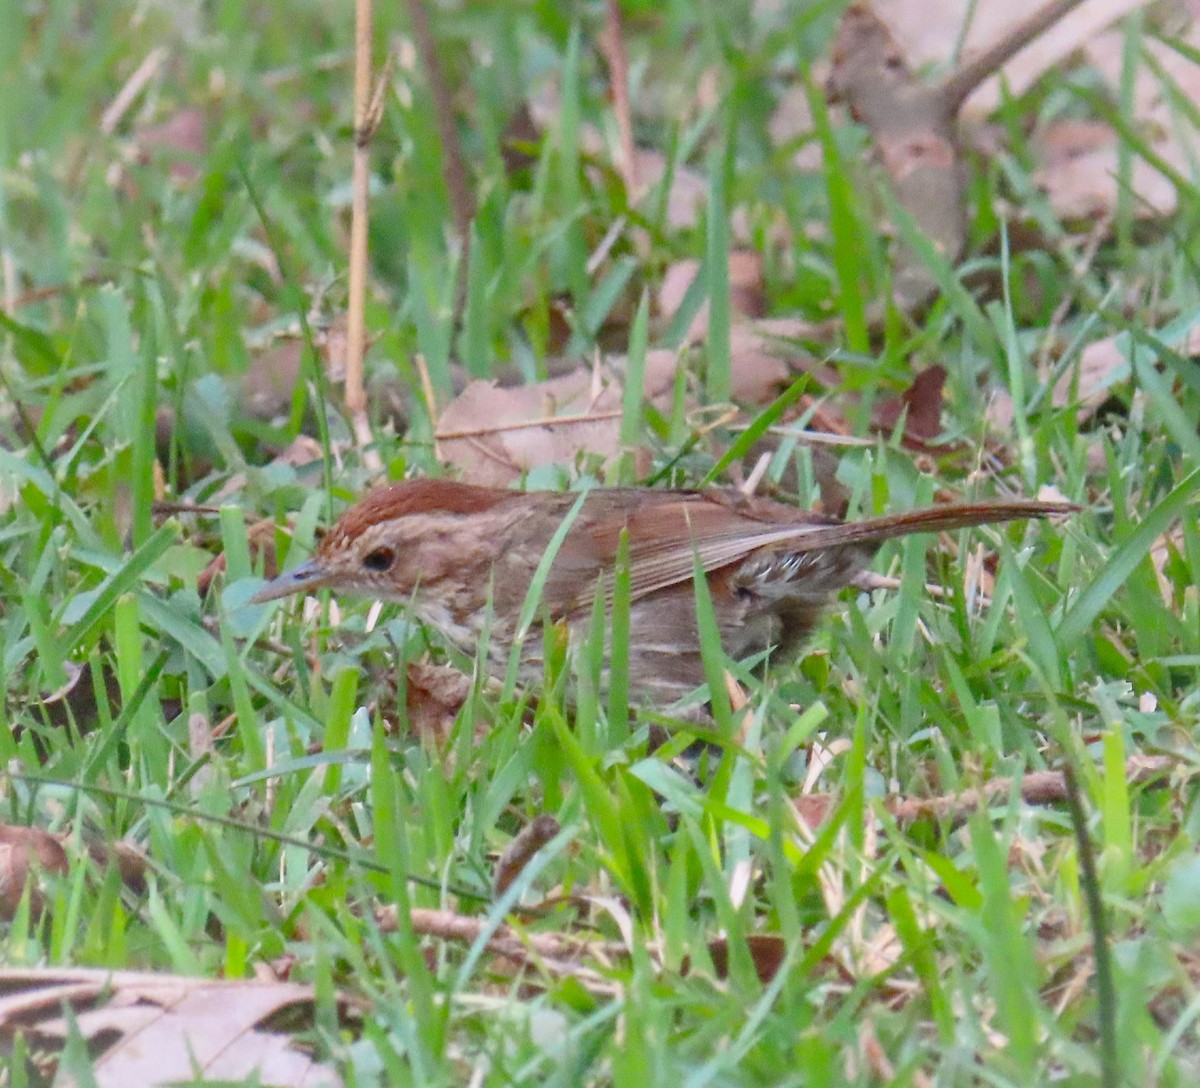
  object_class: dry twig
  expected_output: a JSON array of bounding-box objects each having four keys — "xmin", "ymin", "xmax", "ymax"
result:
[
  {"xmin": 885, "ymin": 754, "xmax": 1177, "ymax": 826},
  {"xmin": 599, "ymin": 0, "xmax": 638, "ymax": 194},
  {"xmin": 404, "ymin": 0, "xmax": 474, "ymax": 254}
]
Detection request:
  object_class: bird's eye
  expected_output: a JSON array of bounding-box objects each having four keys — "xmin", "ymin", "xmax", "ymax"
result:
[{"xmin": 362, "ymin": 546, "xmax": 395, "ymax": 572}]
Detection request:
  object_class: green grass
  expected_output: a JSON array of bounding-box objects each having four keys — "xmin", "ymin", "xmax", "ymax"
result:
[{"xmin": 3, "ymin": 2, "xmax": 1200, "ymax": 1084}]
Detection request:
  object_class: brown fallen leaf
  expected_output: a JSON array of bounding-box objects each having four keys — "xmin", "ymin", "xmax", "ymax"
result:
[
  {"xmin": 1034, "ymin": 118, "xmax": 1185, "ymax": 222},
  {"xmin": 403, "ymin": 660, "xmax": 474, "ymax": 742},
  {"xmin": 0, "ymin": 826, "xmax": 68, "ymax": 916},
  {"xmin": 827, "ymin": 0, "xmax": 1176, "ymax": 311},
  {"xmin": 435, "ymin": 317, "xmax": 839, "ymax": 483},
  {"xmin": 706, "ymin": 933, "xmax": 789, "ymax": 983},
  {"xmin": 1031, "ymin": 117, "xmax": 1180, "ymax": 221},
  {"xmin": 657, "ymin": 250, "xmax": 767, "ymax": 343},
  {"xmin": 434, "ymin": 350, "xmax": 680, "ymax": 484},
  {"xmin": 0, "ymin": 967, "xmax": 355, "ymax": 1087},
  {"xmin": 0, "ymin": 841, "xmax": 57, "ymax": 920},
  {"xmin": 871, "ymin": 364, "xmax": 947, "ymax": 445},
  {"xmin": 244, "ymin": 340, "xmax": 306, "ymax": 421},
  {"xmin": 500, "ymin": 103, "xmax": 543, "ymax": 176},
  {"xmin": 631, "ymin": 148, "xmax": 710, "ymax": 231},
  {"xmin": 720, "ymin": 318, "xmax": 836, "ymax": 405},
  {"xmin": 132, "ymin": 107, "xmax": 208, "ymax": 185},
  {"xmin": 187, "ymin": 709, "xmax": 219, "ymax": 798},
  {"xmin": 987, "ymin": 322, "xmax": 1200, "ymax": 430},
  {"xmin": 242, "ymin": 320, "xmax": 351, "ymax": 422},
  {"xmin": 767, "ymin": 81, "xmax": 826, "ymax": 172},
  {"xmin": 1150, "ymin": 524, "xmax": 1187, "ymax": 608},
  {"xmin": 793, "ymin": 793, "xmax": 837, "ymax": 835},
  {"xmin": 655, "ymin": 242, "xmax": 830, "ymax": 405}
]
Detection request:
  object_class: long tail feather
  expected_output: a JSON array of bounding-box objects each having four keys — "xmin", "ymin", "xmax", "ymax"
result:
[{"xmin": 783, "ymin": 499, "xmax": 1078, "ymax": 554}]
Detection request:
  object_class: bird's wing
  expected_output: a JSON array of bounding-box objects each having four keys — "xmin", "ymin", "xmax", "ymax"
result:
[
  {"xmin": 543, "ymin": 495, "xmax": 1075, "ymax": 619},
  {"xmin": 544, "ymin": 493, "xmax": 835, "ymax": 617}
]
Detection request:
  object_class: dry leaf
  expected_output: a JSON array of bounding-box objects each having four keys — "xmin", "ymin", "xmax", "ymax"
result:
[
  {"xmin": 706, "ymin": 934, "xmax": 789, "ymax": 983},
  {"xmin": 1062, "ymin": 324, "xmax": 1200, "ymax": 417},
  {"xmin": 631, "ymin": 148, "xmax": 710, "ymax": 230},
  {"xmin": 187, "ymin": 710, "xmax": 218, "ymax": 797},
  {"xmin": 768, "ymin": 82, "xmax": 826, "ymax": 171},
  {"xmin": 0, "ymin": 967, "xmax": 350, "ymax": 1088},
  {"xmin": 0, "ymin": 826, "xmax": 68, "ymax": 917},
  {"xmin": 828, "ymin": 3, "xmax": 969, "ymax": 310},
  {"xmin": 242, "ymin": 340, "xmax": 305, "ymax": 420},
  {"xmin": 728, "ymin": 319, "xmax": 834, "ymax": 405},
  {"xmin": 435, "ymin": 350, "xmax": 680, "ymax": 484},
  {"xmin": 989, "ymin": 323, "xmax": 1200, "ymax": 429},
  {"xmin": 404, "ymin": 660, "xmax": 473, "ymax": 742},
  {"xmin": 1032, "ymin": 118, "xmax": 1178, "ymax": 220},
  {"xmin": 869, "ymin": 0, "xmax": 1198, "ymax": 223},
  {"xmin": 133, "ymin": 107, "xmax": 208, "ymax": 184},
  {"xmin": 197, "ymin": 515, "xmax": 286, "ymax": 597},
  {"xmin": 793, "ymin": 793, "xmax": 837, "ymax": 835},
  {"xmin": 1034, "ymin": 122, "xmax": 1185, "ymax": 222},
  {"xmin": 435, "ymin": 319, "xmax": 834, "ymax": 484},
  {"xmin": 1038, "ymin": 21, "xmax": 1200, "ymax": 220},
  {"xmin": 500, "ymin": 103, "xmax": 542, "ymax": 176},
  {"xmin": 657, "ymin": 250, "xmax": 767, "ymax": 343},
  {"xmin": 871, "ymin": 364, "xmax": 947, "ymax": 443}
]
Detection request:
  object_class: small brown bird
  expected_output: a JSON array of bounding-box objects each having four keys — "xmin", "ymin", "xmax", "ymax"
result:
[{"xmin": 251, "ymin": 480, "xmax": 1074, "ymax": 706}]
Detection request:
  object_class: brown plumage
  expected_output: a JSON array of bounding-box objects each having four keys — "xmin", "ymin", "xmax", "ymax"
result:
[{"xmin": 251, "ymin": 480, "xmax": 1075, "ymax": 707}]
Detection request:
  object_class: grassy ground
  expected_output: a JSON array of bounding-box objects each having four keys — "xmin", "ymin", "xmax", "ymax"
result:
[{"xmin": 3, "ymin": 1, "xmax": 1200, "ymax": 1084}]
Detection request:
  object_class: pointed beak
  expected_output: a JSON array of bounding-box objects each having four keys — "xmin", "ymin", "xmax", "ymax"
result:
[{"xmin": 249, "ymin": 558, "xmax": 330, "ymax": 604}]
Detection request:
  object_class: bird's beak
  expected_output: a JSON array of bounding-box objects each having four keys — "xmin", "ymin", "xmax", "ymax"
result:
[{"xmin": 249, "ymin": 558, "xmax": 330, "ymax": 604}]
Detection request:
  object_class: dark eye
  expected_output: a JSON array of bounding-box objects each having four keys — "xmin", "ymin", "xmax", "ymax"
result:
[{"xmin": 362, "ymin": 546, "xmax": 395, "ymax": 572}]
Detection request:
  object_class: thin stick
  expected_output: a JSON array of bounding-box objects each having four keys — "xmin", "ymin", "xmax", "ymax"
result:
[
  {"xmin": 414, "ymin": 352, "xmax": 440, "ymax": 428},
  {"xmin": 1060, "ymin": 759, "xmax": 1120, "ymax": 1088},
  {"xmin": 405, "ymin": 0, "xmax": 474, "ymax": 252},
  {"xmin": 100, "ymin": 47, "xmax": 168, "ymax": 134},
  {"xmin": 885, "ymin": 755, "xmax": 1175, "ymax": 825},
  {"xmin": 600, "ymin": 0, "xmax": 637, "ymax": 193},
  {"xmin": 939, "ymin": 0, "xmax": 1089, "ymax": 110},
  {"xmin": 435, "ymin": 408, "xmax": 625, "ymax": 442},
  {"xmin": 345, "ymin": 0, "xmax": 374, "ymax": 418}
]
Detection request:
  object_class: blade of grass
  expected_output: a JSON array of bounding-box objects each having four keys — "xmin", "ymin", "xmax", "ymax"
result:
[
  {"xmin": 700, "ymin": 373, "xmax": 812, "ymax": 486},
  {"xmin": 807, "ymin": 72, "xmax": 868, "ymax": 353},
  {"xmin": 1057, "ymin": 468, "xmax": 1200, "ymax": 645},
  {"xmin": 620, "ymin": 289, "xmax": 650, "ymax": 450},
  {"xmin": 59, "ymin": 521, "xmax": 180, "ymax": 654},
  {"xmin": 705, "ymin": 138, "xmax": 731, "ymax": 404},
  {"xmin": 503, "ymin": 488, "xmax": 591, "ymax": 700},
  {"xmin": 970, "ymin": 808, "xmax": 1040, "ymax": 1076},
  {"xmin": 460, "ymin": 219, "xmax": 491, "ymax": 378},
  {"xmin": 323, "ymin": 665, "xmax": 360, "ymax": 797}
]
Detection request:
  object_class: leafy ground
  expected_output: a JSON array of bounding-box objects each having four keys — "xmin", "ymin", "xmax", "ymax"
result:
[{"xmin": 3, "ymin": 1, "xmax": 1200, "ymax": 1085}]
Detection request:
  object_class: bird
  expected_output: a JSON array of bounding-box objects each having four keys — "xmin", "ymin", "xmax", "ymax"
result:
[{"xmin": 250, "ymin": 479, "xmax": 1075, "ymax": 707}]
